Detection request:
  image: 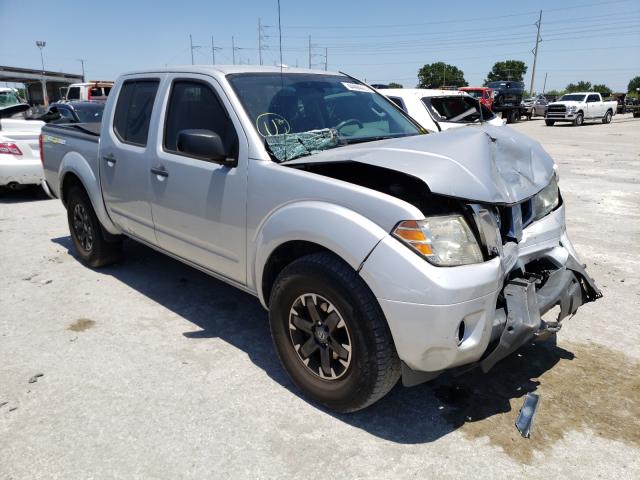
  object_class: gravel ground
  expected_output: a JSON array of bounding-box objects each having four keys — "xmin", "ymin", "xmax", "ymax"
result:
[{"xmin": 1, "ymin": 115, "xmax": 639, "ymax": 479}]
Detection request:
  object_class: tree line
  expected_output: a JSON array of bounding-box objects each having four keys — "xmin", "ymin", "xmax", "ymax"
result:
[{"xmin": 388, "ymin": 60, "xmax": 639, "ymax": 97}]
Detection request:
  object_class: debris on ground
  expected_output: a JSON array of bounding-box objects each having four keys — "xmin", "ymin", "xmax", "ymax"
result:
[{"xmin": 28, "ymin": 373, "xmax": 44, "ymax": 384}]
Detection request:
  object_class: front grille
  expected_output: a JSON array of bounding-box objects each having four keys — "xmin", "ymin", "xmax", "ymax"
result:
[
  {"xmin": 547, "ymin": 104, "xmax": 566, "ymax": 113},
  {"xmin": 497, "ymin": 198, "xmax": 535, "ymax": 243}
]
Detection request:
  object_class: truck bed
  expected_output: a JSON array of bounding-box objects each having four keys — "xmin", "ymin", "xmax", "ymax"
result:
[{"xmin": 41, "ymin": 122, "xmax": 101, "ymax": 200}]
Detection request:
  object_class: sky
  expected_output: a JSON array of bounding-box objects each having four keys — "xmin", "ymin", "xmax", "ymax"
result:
[{"xmin": 0, "ymin": 0, "xmax": 638, "ymax": 92}]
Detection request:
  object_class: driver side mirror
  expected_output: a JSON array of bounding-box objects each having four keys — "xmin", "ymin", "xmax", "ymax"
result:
[{"xmin": 177, "ymin": 129, "xmax": 236, "ymax": 167}]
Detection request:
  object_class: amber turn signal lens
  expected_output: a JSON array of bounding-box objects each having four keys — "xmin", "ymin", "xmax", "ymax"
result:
[{"xmin": 392, "ymin": 221, "xmax": 434, "ymax": 256}]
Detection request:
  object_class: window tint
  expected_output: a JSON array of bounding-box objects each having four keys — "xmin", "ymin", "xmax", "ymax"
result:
[
  {"xmin": 89, "ymin": 87, "xmax": 102, "ymax": 97},
  {"xmin": 387, "ymin": 96, "xmax": 406, "ymax": 112},
  {"xmin": 113, "ymin": 80, "xmax": 159, "ymax": 146},
  {"xmin": 58, "ymin": 108, "xmax": 75, "ymax": 120},
  {"xmin": 164, "ymin": 80, "xmax": 238, "ymax": 158},
  {"xmin": 587, "ymin": 94, "xmax": 599, "ymax": 102},
  {"xmin": 67, "ymin": 87, "xmax": 80, "ymax": 100}
]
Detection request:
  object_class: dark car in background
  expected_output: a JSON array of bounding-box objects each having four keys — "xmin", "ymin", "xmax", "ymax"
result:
[
  {"xmin": 486, "ymin": 80, "xmax": 525, "ymax": 107},
  {"xmin": 48, "ymin": 101, "xmax": 104, "ymax": 124}
]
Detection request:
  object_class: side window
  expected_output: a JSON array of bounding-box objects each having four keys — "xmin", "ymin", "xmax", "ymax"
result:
[
  {"xmin": 163, "ymin": 80, "xmax": 238, "ymax": 159},
  {"xmin": 67, "ymin": 87, "xmax": 80, "ymax": 100},
  {"xmin": 387, "ymin": 96, "xmax": 407, "ymax": 112},
  {"xmin": 89, "ymin": 87, "xmax": 102, "ymax": 97},
  {"xmin": 587, "ymin": 94, "xmax": 599, "ymax": 103},
  {"xmin": 113, "ymin": 80, "xmax": 159, "ymax": 147}
]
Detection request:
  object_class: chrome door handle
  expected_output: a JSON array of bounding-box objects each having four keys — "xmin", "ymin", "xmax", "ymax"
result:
[
  {"xmin": 103, "ymin": 154, "xmax": 116, "ymax": 165},
  {"xmin": 150, "ymin": 167, "xmax": 168, "ymax": 178}
]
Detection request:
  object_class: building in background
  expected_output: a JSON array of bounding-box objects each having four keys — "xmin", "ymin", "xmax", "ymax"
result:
[{"xmin": 0, "ymin": 65, "xmax": 83, "ymax": 106}]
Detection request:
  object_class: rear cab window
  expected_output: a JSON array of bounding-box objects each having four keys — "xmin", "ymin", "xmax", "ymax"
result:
[
  {"xmin": 67, "ymin": 87, "xmax": 80, "ymax": 100},
  {"xmin": 113, "ymin": 79, "xmax": 160, "ymax": 147},
  {"xmin": 422, "ymin": 95, "xmax": 494, "ymax": 123}
]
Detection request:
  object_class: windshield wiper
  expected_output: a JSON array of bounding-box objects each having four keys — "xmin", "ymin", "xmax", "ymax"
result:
[{"xmin": 340, "ymin": 133, "xmax": 417, "ymax": 145}]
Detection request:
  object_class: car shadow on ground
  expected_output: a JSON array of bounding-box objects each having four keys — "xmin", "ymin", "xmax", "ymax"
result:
[
  {"xmin": 52, "ymin": 235, "xmax": 574, "ymax": 444},
  {"xmin": 0, "ymin": 186, "xmax": 49, "ymax": 203}
]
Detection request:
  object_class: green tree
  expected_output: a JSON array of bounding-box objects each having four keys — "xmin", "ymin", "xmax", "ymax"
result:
[
  {"xmin": 592, "ymin": 84, "xmax": 612, "ymax": 97},
  {"xmin": 387, "ymin": 82, "xmax": 403, "ymax": 88},
  {"xmin": 545, "ymin": 89, "xmax": 563, "ymax": 97},
  {"xmin": 417, "ymin": 62, "xmax": 467, "ymax": 88},
  {"xmin": 565, "ymin": 81, "xmax": 592, "ymax": 92},
  {"xmin": 628, "ymin": 76, "xmax": 640, "ymax": 93},
  {"xmin": 485, "ymin": 60, "xmax": 528, "ymax": 83}
]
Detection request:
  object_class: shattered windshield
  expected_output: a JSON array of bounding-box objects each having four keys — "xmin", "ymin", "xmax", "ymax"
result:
[
  {"xmin": 422, "ymin": 96, "xmax": 495, "ymax": 123},
  {"xmin": 0, "ymin": 90, "xmax": 23, "ymax": 108},
  {"xmin": 227, "ymin": 73, "xmax": 422, "ymax": 162}
]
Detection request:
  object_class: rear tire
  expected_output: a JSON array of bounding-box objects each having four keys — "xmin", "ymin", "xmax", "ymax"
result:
[
  {"xmin": 269, "ymin": 252, "xmax": 401, "ymax": 412},
  {"xmin": 66, "ymin": 186, "xmax": 122, "ymax": 268},
  {"xmin": 573, "ymin": 113, "xmax": 584, "ymax": 126},
  {"xmin": 602, "ymin": 110, "xmax": 612, "ymax": 124},
  {"xmin": 545, "ymin": 119, "xmax": 555, "ymax": 126}
]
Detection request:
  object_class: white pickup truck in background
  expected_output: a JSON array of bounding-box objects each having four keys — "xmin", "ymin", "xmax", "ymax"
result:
[{"xmin": 545, "ymin": 92, "xmax": 617, "ymax": 126}]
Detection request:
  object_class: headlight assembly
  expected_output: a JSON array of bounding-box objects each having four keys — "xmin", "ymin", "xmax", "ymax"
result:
[
  {"xmin": 568, "ymin": 106, "xmax": 578, "ymax": 113},
  {"xmin": 532, "ymin": 176, "xmax": 560, "ymax": 221},
  {"xmin": 392, "ymin": 215, "xmax": 484, "ymax": 266}
]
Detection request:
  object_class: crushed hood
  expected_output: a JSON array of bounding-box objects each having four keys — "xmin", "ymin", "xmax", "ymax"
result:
[{"xmin": 286, "ymin": 125, "xmax": 555, "ymax": 204}]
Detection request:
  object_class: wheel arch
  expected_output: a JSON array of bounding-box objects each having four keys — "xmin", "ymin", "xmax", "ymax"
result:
[
  {"xmin": 253, "ymin": 201, "xmax": 389, "ymax": 308},
  {"xmin": 58, "ymin": 153, "xmax": 120, "ymax": 235}
]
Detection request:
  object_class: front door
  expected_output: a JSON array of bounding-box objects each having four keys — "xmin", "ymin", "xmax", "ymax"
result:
[
  {"xmin": 99, "ymin": 77, "xmax": 162, "ymax": 243},
  {"xmin": 149, "ymin": 75, "xmax": 247, "ymax": 284}
]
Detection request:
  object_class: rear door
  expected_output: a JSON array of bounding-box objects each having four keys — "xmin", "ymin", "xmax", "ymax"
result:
[
  {"xmin": 586, "ymin": 94, "xmax": 601, "ymax": 118},
  {"xmin": 148, "ymin": 74, "xmax": 247, "ymax": 283},
  {"xmin": 99, "ymin": 76, "xmax": 162, "ymax": 243}
]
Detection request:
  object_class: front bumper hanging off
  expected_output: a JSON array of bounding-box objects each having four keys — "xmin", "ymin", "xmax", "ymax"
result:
[{"xmin": 480, "ymin": 256, "xmax": 602, "ymax": 372}]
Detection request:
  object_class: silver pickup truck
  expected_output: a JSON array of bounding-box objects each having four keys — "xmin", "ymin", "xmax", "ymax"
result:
[{"xmin": 41, "ymin": 66, "xmax": 601, "ymax": 412}]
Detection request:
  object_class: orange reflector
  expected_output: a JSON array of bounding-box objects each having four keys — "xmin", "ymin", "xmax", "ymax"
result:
[
  {"xmin": 414, "ymin": 243, "xmax": 433, "ymax": 255},
  {"xmin": 394, "ymin": 228, "xmax": 425, "ymax": 241}
]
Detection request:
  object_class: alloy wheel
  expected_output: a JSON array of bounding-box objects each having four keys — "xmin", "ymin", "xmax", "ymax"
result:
[
  {"xmin": 73, "ymin": 203, "xmax": 94, "ymax": 252},
  {"xmin": 288, "ymin": 293, "xmax": 352, "ymax": 380}
]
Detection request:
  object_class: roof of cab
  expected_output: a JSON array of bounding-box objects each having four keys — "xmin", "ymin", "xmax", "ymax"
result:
[
  {"xmin": 380, "ymin": 88, "xmax": 468, "ymax": 98},
  {"xmin": 120, "ymin": 65, "xmax": 344, "ymax": 77}
]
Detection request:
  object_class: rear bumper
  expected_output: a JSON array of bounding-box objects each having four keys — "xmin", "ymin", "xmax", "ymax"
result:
[
  {"xmin": 0, "ymin": 157, "xmax": 43, "ymax": 186},
  {"xmin": 359, "ymin": 205, "xmax": 601, "ymax": 380}
]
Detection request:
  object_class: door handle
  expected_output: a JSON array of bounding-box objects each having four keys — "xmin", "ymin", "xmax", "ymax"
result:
[
  {"xmin": 103, "ymin": 154, "xmax": 116, "ymax": 165},
  {"xmin": 150, "ymin": 166, "xmax": 169, "ymax": 178}
]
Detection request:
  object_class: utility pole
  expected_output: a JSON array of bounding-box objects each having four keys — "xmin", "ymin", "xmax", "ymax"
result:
[
  {"xmin": 258, "ymin": 18, "xmax": 262, "ymax": 65},
  {"xmin": 542, "ymin": 72, "xmax": 548, "ymax": 95},
  {"xmin": 77, "ymin": 59, "xmax": 86, "ymax": 82},
  {"xmin": 190, "ymin": 34, "xmax": 194, "ymax": 65},
  {"xmin": 210, "ymin": 37, "xmax": 221, "ymax": 64},
  {"xmin": 530, "ymin": 10, "xmax": 542, "ymax": 97},
  {"xmin": 232, "ymin": 36, "xmax": 236, "ymax": 65},
  {"xmin": 35, "ymin": 41, "xmax": 47, "ymax": 106},
  {"xmin": 308, "ymin": 36, "xmax": 311, "ymax": 68},
  {"xmin": 325, "ymin": 47, "xmax": 328, "ymax": 71}
]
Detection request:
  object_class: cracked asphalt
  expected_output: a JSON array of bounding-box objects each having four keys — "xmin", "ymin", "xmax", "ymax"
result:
[{"xmin": 1, "ymin": 115, "xmax": 639, "ymax": 479}]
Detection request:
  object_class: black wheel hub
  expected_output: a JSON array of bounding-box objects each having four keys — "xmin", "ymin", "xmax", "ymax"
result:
[
  {"xmin": 288, "ymin": 293, "xmax": 352, "ymax": 380},
  {"xmin": 73, "ymin": 203, "xmax": 94, "ymax": 252}
]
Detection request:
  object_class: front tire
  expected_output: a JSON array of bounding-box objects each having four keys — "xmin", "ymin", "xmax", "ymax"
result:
[
  {"xmin": 573, "ymin": 113, "xmax": 584, "ymax": 126},
  {"xmin": 602, "ymin": 110, "xmax": 612, "ymax": 124},
  {"xmin": 545, "ymin": 119, "xmax": 555, "ymax": 126},
  {"xmin": 66, "ymin": 186, "xmax": 122, "ymax": 268},
  {"xmin": 269, "ymin": 252, "xmax": 401, "ymax": 412}
]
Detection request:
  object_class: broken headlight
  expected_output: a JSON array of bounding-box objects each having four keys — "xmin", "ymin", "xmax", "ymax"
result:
[
  {"xmin": 532, "ymin": 175, "xmax": 560, "ymax": 221},
  {"xmin": 392, "ymin": 216, "xmax": 483, "ymax": 266}
]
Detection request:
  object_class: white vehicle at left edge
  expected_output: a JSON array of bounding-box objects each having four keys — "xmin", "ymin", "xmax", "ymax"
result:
[{"xmin": 0, "ymin": 88, "xmax": 45, "ymax": 190}]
